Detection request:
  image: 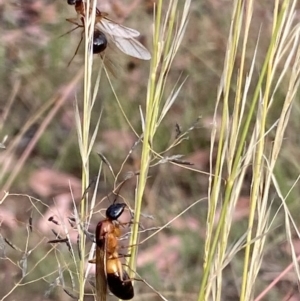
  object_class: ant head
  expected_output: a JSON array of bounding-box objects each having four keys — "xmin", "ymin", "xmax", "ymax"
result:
[
  {"xmin": 106, "ymin": 176, "xmax": 132, "ymax": 220},
  {"xmin": 106, "ymin": 203, "xmax": 127, "ymax": 220}
]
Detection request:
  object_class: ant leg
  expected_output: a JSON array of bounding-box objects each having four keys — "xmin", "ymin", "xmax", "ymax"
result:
[
  {"xmin": 59, "ymin": 26, "xmax": 81, "ymax": 38},
  {"xmin": 119, "ymin": 220, "xmax": 144, "ymax": 231},
  {"xmin": 66, "ymin": 17, "xmax": 81, "ymax": 26},
  {"xmin": 89, "ymin": 252, "xmax": 130, "ymax": 264},
  {"xmin": 119, "ymin": 243, "xmax": 141, "ymax": 250},
  {"xmin": 89, "ymin": 258, "xmax": 96, "ymax": 264},
  {"xmin": 116, "ymin": 258, "xmax": 124, "ymax": 281},
  {"xmin": 117, "ymin": 253, "xmax": 131, "ymax": 258},
  {"xmin": 68, "ymin": 33, "xmax": 84, "ymax": 66}
]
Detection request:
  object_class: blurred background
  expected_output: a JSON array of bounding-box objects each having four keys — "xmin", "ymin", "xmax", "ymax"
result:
[{"xmin": 1, "ymin": 0, "xmax": 300, "ymax": 300}]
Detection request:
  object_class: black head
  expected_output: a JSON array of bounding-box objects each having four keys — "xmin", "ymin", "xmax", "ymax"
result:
[
  {"xmin": 67, "ymin": 0, "xmax": 76, "ymax": 5},
  {"xmin": 93, "ymin": 30, "xmax": 107, "ymax": 54},
  {"xmin": 106, "ymin": 203, "xmax": 126, "ymax": 220}
]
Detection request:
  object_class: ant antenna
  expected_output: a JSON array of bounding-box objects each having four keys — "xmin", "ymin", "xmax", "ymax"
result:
[
  {"xmin": 97, "ymin": 152, "xmax": 116, "ymax": 179},
  {"xmin": 78, "ymin": 176, "xmax": 99, "ymax": 203},
  {"xmin": 111, "ymin": 171, "xmax": 137, "ymax": 206}
]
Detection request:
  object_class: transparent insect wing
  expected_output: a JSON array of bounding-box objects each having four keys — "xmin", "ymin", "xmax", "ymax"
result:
[
  {"xmin": 110, "ymin": 36, "xmax": 151, "ymax": 60},
  {"xmin": 96, "ymin": 19, "xmax": 140, "ymax": 39}
]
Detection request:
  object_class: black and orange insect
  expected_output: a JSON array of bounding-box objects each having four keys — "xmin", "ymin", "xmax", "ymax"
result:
[
  {"xmin": 66, "ymin": 0, "xmax": 151, "ymax": 60},
  {"xmin": 90, "ymin": 202, "xmax": 134, "ymax": 300}
]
